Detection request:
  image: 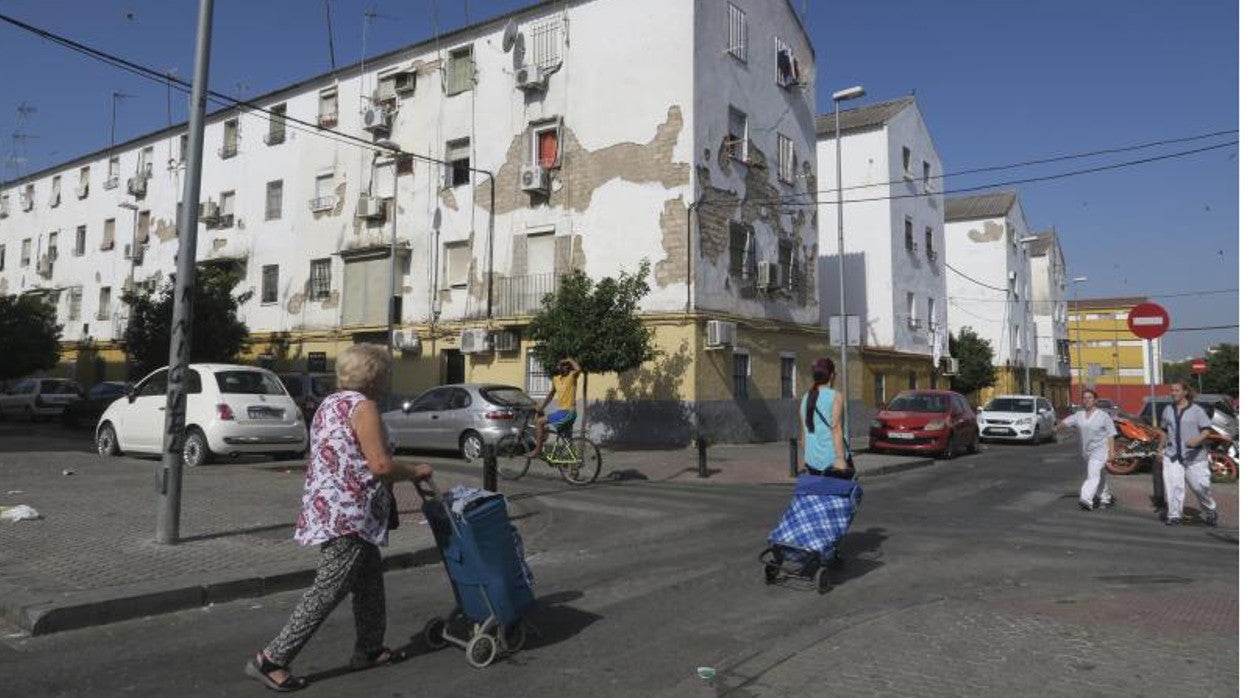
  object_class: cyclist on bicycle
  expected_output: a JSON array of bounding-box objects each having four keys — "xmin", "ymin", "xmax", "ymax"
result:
[{"xmin": 528, "ymin": 357, "xmax": 581, "ymax": 457}]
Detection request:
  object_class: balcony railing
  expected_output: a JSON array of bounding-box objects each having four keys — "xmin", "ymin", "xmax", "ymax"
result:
[
  {"xmin": 464, "ymin": 272, "xmax": 562, "ymax": 319},
  {"xmin": 308, "ymin": 196, "xmax": 336, "ymax": 212}
]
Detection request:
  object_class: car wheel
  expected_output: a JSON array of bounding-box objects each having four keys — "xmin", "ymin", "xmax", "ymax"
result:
[
  {"xmin": 460, "ymin": 431, "xmax": 485, "ymax": 462},
  {"xmin": 941, "ymin": 433, "xmax": 956, "ymax": 459},
  {"xmin": 181, "ymin": 428, "xmax": 213, "ymax": 467},
  {"xmin": 97, "ymin": 422, "xmax": 120, "ymax": 456}
]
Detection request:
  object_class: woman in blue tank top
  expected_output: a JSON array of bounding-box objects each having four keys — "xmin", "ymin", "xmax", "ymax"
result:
[{"xmin": 798, "ymin": 357, "xmax": 851, "ymax": 476}]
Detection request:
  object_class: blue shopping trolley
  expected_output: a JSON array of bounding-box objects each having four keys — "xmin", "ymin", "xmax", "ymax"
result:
[{"xmin": 760, "ymin": 473, "xmax": 863, "ymax": 593}]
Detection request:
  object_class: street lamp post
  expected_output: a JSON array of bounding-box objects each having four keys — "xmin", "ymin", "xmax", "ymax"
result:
[
  {"xmin": 1069, "ymin": 276, "xmax": 1088, "ymax": 400},
  {"xmin": 1017, "ymin": 235, "xmax": 1042, "ymax": 396},
  {"xmin": 833, "ymin": 85, "xmax": 865, "ymax": 441}
]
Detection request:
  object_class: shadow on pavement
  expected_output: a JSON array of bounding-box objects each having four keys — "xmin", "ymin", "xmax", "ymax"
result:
[
  {"xmin": 514, "ymin": 590, "xmax": 603, "ymax": 651},
  {"xmin": 828, "ymin": 527, "xmax": 888, "ymax": 585}
]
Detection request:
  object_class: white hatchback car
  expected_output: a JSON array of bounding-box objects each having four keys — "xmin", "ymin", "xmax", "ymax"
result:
[
  {"xmin": 96, "ymin": 364, "xmax": 307, "ymax": 466},
  {"xmin": 977, "ymin": 394, "xmax": 1058, "ymax": 444}
]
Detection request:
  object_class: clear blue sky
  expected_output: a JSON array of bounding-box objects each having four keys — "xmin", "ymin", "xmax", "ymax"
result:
[{"xmin": 0, "ymin": 0, "xmax": 1238, "ymax": 360}]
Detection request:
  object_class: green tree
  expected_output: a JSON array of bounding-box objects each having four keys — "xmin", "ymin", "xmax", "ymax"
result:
[
  {"xmin": 122, "ymin": 266, "xmax": 253, "ymax": 378},
  {"xmin": 1163, "ymin": 359, "xmax": 1193, "ymax": 384},
  {"xmin": 1202, "ymin": 343, "xmax": 1238, "ymax": 396},
  {"xmin": 0, "ymin": 294, "xmax": 63, "ymax": 383},
  {"xmin": 948, "ymin": 327, "xmax": 996, "ymax": 396},
  {"xmin": 527, "ymin": 262, "xmax": 658, "ymax": 433}
]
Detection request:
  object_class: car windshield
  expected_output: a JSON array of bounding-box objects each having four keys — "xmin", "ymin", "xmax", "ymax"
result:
[
  {"xmin": 40, "ymin": 379, "xmax": 79, "ymax": 394},
  {"xmin": 480, "ymin": 386, "xmax": 535, "ymax": 408},
  {"xmin": 312, "ymin": 376, "xmax": 337, "ymax": 397},
  {"xmin": 214, "ymin": 371, "xmax": 285, "ymax": 395},
  {"xmin": 886, "ymin": 394, "xmax": 949, "ymax": 413},
  {"xmin": 985, "ymin": 398, "xmax": 1035, "ymax": 413}
]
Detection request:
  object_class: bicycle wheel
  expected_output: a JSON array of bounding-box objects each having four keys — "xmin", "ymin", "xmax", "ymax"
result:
[
  {"xmin": 558, "ymin": 436, "xmax": 602, "ymax": 485},
  {"xmin": 495, "ymin": 434, "xmax": 534, "ymax": 480}
]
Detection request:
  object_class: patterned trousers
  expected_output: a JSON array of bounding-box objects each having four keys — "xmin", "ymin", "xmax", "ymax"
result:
[{"xmin": 265, "ymin": 536, "xmax": 386, "ymax": 666}]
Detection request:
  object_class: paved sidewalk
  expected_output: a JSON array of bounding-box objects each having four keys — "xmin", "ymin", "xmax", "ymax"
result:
[{"xmin": 0, "ymin": 437, "xmax": 930, "ymax": 636}]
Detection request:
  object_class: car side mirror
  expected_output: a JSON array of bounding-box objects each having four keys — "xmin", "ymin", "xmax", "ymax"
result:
[
  {"xmin": 125, "ymin": 384, "xmax": 136, "ymax": 403},
  {"xmin": 401, "ymin": 400, "xmax": 413, "ymax": 414},
  {"xmin": 975, "ymin": 406, "xmax": 983, "ymax": 413}
]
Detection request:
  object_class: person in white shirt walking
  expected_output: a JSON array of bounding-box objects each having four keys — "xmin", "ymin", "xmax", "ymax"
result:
[
  {"xmin": 1159, "ymin": 380, "xmax": 1218, "ymax": 526},
  {"xmin": 1058, "ymin": 388, "xmax": 1117, "ymax": 511}
]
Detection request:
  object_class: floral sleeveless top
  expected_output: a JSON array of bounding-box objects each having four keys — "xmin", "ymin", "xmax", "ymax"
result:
[{"xmin": 294, "ymin": 390, "xmax": 390, "ymax": 547}]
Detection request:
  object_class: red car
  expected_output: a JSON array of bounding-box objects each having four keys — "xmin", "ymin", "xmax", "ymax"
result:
[{"xmin": 869, "ymin": 390, "xmax": 979, "ymax": 458}]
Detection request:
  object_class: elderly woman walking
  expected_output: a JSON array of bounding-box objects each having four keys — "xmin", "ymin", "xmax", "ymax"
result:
[{"xmin": 246, "ymin": 344, "xmax": 432, "ymax": 692}]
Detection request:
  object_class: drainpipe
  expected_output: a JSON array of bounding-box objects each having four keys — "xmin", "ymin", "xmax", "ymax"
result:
[{"xmin": 686, "ymin": 196, "xmax": 703, "ymax": 314}]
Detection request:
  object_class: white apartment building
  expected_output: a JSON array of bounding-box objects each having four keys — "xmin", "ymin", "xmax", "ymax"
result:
[
  {"xmin": 815, "ymin": 96, "xmax": 949, "ymax": 410},
  {"xmin": 1026, "ymin": 229, "xmax": 1072, "ymax": 392},
  {"xmin": 0, "ymin": 0, "xmax": 826, "ymax": 445}
]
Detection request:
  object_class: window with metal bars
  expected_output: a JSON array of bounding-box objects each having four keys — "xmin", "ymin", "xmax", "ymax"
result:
[
  {"xmin": 309, "ymin": 259, "xmax": 331, "ymax": 300},
  {"xmin": 446, "ymin": 46, "xmax": 475, "ymax": 95},
  {"xmin": 727, "ymin": 3, "xmax": 747, "ymax": 62},
  {"xmin": 262, "ymin": 265, "xmax": 279, "ymax": 304},
  {"xmin": 733, "ymin": 352, "xmax": 750, "ymax": 400}
]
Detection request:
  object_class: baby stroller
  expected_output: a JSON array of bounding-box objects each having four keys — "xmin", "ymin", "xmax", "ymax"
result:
[{"xmin": 760, "ymin": 472, "xmax": 863, "ymax": 593}]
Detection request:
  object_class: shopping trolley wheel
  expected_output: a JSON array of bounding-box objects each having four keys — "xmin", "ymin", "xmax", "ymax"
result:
[
  {"xmin": 422, "ymin": 617, "xmax": 449, "ymax": 650},
  {"xmin": 815, "ymin": 566, "xmax": 834, "ymax": 594},
  {"xmin": 498, "ymin": 622, "xmax": 527, "ymax": 652},
  {"xmin": 763, "ymin": 564, "xmax": 779, "ymax": 585},
  {"xmin": 466, "ymin": 633, "xmax": 498, "ymax": 668}
]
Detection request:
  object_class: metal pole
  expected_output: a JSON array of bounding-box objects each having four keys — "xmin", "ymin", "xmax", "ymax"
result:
[
  {"xmin": 481, "ymin": 443, "xmax": 497, "ymax": 491},
  {"xmin": 696, "ymin": 437, "xmax": 709, "ymax": 478},
  {"xmin": 1072, "ymin": 283, "xmax": 1084, "ymax": 394},
  {"xmin": 789, "ymin": 437, "xmax": 799, "ymax": 478},
  {"xmin": 157, "ymin": 0, "xmax": 213, "ymax": 545},
  {"xmin": 834, "ymin": 101, "xmax": 850, "ymax": 441},
  {"xmin": 484, "ymin": 173, "xmax": 495, "ymax": 319},
  {"xmin": 1023, "ymin": 298, "xmax": 1030, "ymax": 395},
  {"xmin": 1148, "ymin": 339, "xmax": 1159, "ymax": 427},
  {"xmin": 386, "ymin": 157, "xmax": 398, "ymax": 399}
]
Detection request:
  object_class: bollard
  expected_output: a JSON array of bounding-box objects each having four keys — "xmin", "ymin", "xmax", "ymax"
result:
[
  {"xmin": 696, "ymin": 438, "xmax": 709, "ymax": 478},
  {"xmin": 789, "ymin": 438, "xmax": 799, "ymax": 478},
  {"xmin": 482, "ymin": 443, "xmax": 498, "ymax": 492}
]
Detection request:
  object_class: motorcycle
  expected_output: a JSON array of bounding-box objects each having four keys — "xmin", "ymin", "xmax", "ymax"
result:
[
  {"xmin": 1105, "ymin": 414, "xmax": 1163, "ymax": 476},
  {"xmin": 1206, "ymin": 408, "xmax": 1238, "ymax": 483}
]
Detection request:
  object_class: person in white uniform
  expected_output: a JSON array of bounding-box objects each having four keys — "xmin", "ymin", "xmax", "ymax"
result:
[
  {"xmin": 1058, "ymin": 388, "xmax": 1117, "ymax": 510},
  {"xmin": 1159, "ymin": 380, "xmax": 1218, "ymax": 526}
]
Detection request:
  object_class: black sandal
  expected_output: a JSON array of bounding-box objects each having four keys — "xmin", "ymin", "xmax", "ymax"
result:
[
  {"xmin": 349, "ymin": 646, "xmax": 395, "ymax": 671},
  {"xmin": 245, "ymin": 652, "xmax": 309, "ymax": 692}
]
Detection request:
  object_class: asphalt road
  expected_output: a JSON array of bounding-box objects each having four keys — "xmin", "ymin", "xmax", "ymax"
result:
[{"xmin": 0, "ymin": 438, "xmax": 1237, "ymax": 697}]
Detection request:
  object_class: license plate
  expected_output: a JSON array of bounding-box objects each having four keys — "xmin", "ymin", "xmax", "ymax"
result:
[
  {"xmin": 986, "ymin": 428, "xmax": 1010, "ymax": 435},
  {"xmin": 248, "ymin": 406, "xmax": 284, "ymax": 420},
  {"xmin": 888, "ymin": 431, "xmax": 915, "ymax": 440}
]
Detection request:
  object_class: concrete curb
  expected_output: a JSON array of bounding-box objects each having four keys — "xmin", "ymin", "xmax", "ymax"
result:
[{"xmin": 1, "ymin": 546, "xmax": 442, "ymax": 636}]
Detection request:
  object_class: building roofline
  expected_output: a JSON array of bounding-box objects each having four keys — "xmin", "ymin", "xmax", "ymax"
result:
[{"xmin": 1069, "ymin": 296, "xmax": 1150, "ymax": 310}]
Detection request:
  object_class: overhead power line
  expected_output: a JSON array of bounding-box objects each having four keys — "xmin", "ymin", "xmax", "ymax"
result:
[{"xmin": 948, "ymin": 288, "xmax": 1238, "ymax": 304}]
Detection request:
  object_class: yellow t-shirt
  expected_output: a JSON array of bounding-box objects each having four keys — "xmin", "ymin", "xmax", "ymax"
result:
[{"xmin": 552, "ymin": 372, "xmax": 579, "ymax": 411}]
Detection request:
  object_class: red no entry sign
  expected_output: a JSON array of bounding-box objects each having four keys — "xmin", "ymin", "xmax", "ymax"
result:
[
  {"xmin": 1127, "ymin": 302, "xmax": 1170, "ymax": 340},
  {"xmin": 1192, "ymin": 358, "xmax": 1208, "ymax": 374}
]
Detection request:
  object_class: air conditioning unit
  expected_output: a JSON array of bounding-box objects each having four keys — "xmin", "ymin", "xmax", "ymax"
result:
[
  {"xmin": 393, "ymin": 71, "xmax": 416, "ymax": 94},
  {"xmin": 362, "ymin": 106, "xmax": 392, "ymax": 133},
  {"xmin": 460, "ymin": 328, "xmax": 491, "ymax": 354},
  {"xmin": 123, "ymin": 243, "xmax": 133, "ymax": 260},
  {"xmin": 492, "ymin": 330, "xmax": 519, "ymax": 353},
  {"xmin": 197, "ymin": 201, "xmax": 220, "ymax": 223},
  {"xmin": 756, "ymin": 262, "xmax": 779, "ymax": 289},
  {"xmin": 1007, "ymin": 270, "xmax": 1017, "ymax": 281},
  {"xmin": 705, "ymin": 320, "xmax": 737, "ymax": 348},
  {"xmin": 126, "ymin": 176, "xmax": 147, "ymax": 196},
  {"xmin": 515, "ymin": 64, "xmax": 547, "ymax": 91},
  {"xmin": 391, "ymin": 330, "xmax": 422, "ymax": 354},
  {"xmin": 943, "ymin": 357, "xmax": 960, "ymax": 376},
  {"xmin": 520, "ymin": 164, "xmax": 551, "ymax": 194},
  {"xmin": 907, "ymin": 317, "xmax": 921, "ymax": 330},
  {"xmin": 355, "ymin": 195, "xmax": 385, "ymax": 220}
]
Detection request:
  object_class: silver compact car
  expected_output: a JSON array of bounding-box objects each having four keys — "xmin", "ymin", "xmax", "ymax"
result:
[{"xmin": 382, "ymin": 383, "xmax": 536, "ymax": 461}]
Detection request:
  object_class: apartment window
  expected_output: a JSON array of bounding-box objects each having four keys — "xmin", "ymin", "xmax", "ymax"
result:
[
  {"xmin": 311, "ymin": 173, "xmax": 336, "ymax": 211},
  {"xmin": 318, "ymin": 88, "xmax": 339, "ymax": 127},
  {"xmin": 776, "ymin": 133, "xmax": 796, "ymax": 184},
  {"xmin": 48, "ymin": 231, "xmax": 58, "ymax": 259},
  {"xmin": 775, "ymin": 37, "xmax": 801, "ymax": 87},
  {"xmin": 902, "ymin": 146, "xmax": 912, "ymax": 177},
  {"xmin": 106, "ymin": 157, "xmax": 120, "ymax": 188},
  {"xmin": 904, "ymin": 217, "xmax": 915, "ymax": 252},
  {"xmin": 21, "ymin": 184, "xmax": 34, "ymax": 210},
  {"xmin": 50, "ymin": 176, "xmax": 61, "ymax": 207},
  {"xmin": 261, "ymin": 264, "xmax": 279, "ymax": 304},
  {"xmin": 531, "ymin": 18, "xmax": 564, "ymax": 69},
  {"xmin": 373, "ymin": 160, "xmax": 396, "ymax": 200},
  {"xmin": 221, "ymin": 119, "xmax": 239, "ymax": 158},
  {"xmin": 727, "ymin": 107, "xmax": 748, "ymax": 161},
  {"xmin": 727, "ymin": 2, "xmax": 748, "ymax": 62},
  {"xmin": 778, "ymin": 239, "xmax": 794, "ymax": 290},
  {"xmin": 444, "ymin": 241, "xmax": 470, "ymax": 289},
  {"xmin": 906, "ymin": 292, "xmax": 916, "ymax": 325},
  {"xmin": 138, "ymin": 146, "xmax": 154, "ymax": 177},
  {"xmin": 137, "ymin": 210, "xmax": 151, "ymax": 243},
  {"xmin": 780, "ymin": 355, "xmax": 796, "ymax": 399},
  {"xmin": 446, "ymin": 46, "xmax": 475, "ymax": 95},
  {"xmin": 97, "ymin": 286, "xmax": 112, "ymax": 320},
  {"xmin": 908, "ymin": 371, "xmax": 918, "ymax": 390},
  {"xmin": 533, "ymin": 123, "xmax": 561, "ymax": 169},
  {"xmin": 266, "ymin": 104, "xmax": 287, "ymax": 145},
  {"xmin": 924, "ymin": 226, "xmax": 935, "ymax": 259},
  {"xmin": 102, "ymin": 218, "xmax": 116, "ymax": 250},
  {"xmin": 67, "ymin": 287, "xmax": 82, "ymax": 322},
  {"xmin": 219, "ymin": 191, "xmax": 236, "ymax": 227},
  {"xmin": 78, "ymin": 166, "xmax": 90, "ymax": 199},
  {"xmin": 178, "ymin": 134, "xmax": 189, "ymax": 162},
  {"xmin": 309, "ymin": 258, "xmax": 332, "ymax": 300},
  {"xmin": 927, "ymin": 297, "xmax": 936, "ymax": 330},
  {"xmin": 75, "ymin": 225, "xmax": 86, "ymax": 256},
  {"xmin": 526, "ymin": 350, "xmax": 552, "ymax": 397},
  {"xmin": 20, "ymin": 239, "xmax": 31, "ymax": 266},
  {"xmin": 446, "ymin": 139, "xmax": 471, "ymax": 187},
  {"xmin": 733, "ymin": 351, "xmax": 750, "ymax": 400},
  {"xmin": 265, "ymin": 180, "xmax": 283, "ymax": 220},
  {"xmin": 922, "ymin": 161, "xmax": 932, "ymax": 191},
  {"xmin": 728, "ymin": 222, "xmax": 756, "ymax": 280},
  {"xmin": 0, "ymin": 244, "xmax": 5, "ymax": 270},
  {"xmin": 0, "ymin": 195, "xmax": 9, "ymax": 217},
  {"xmin": 874, "ymin": 373, "xmax": 886, "ymax": 406}
]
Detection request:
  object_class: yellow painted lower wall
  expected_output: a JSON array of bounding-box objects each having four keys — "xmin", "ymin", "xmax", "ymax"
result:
[{"xmin": 860, "ymin": 350, "xmax": 949, "ymax": 409}]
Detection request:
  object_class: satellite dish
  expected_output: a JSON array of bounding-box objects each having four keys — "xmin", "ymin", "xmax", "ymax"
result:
[{"xmin": 501, "ymin": 19, "xmax": 518, "ymax": 52}]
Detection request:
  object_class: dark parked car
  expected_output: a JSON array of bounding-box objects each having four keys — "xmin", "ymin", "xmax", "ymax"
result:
[
  {"xmin": 869, "ymin": 390, "xmax": 979, "ymax": 458},
  {"xmin": 62, "ymin": 381, "xmax": 128, "ymax": 428},
  {"xmin": 278, "ymin": 373, "xmax": 338, "ymax": 425},
  {"xmin": 1138, "ymin": 393, "xmax": 1237, "ymax": 426}
]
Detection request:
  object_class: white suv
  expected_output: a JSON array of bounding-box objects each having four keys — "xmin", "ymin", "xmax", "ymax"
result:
[
  {"xmin": 977, "ymin": 395, "xmax": 1057, "ymax": 444},
  {"xmin": 96, "ymin": 364, "xmax": 307, "ymax": 466}
]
